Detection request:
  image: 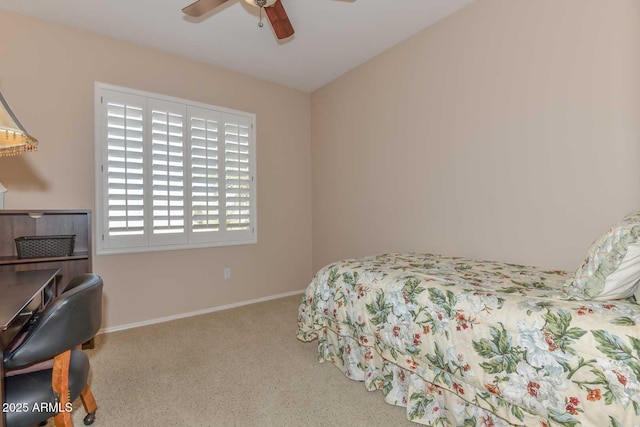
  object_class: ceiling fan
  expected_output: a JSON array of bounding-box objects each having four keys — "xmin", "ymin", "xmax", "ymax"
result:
[{"xmin": 182, "ymin": 0, "xmax": 295, "ymax": 40}]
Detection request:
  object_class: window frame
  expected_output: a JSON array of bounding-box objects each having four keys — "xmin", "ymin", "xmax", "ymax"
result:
[{"xmin": 94, "ymin": 82, "xmax": 257, "ymax": 255}]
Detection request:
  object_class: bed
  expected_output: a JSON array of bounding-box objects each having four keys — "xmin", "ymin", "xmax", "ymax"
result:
[{"xmin": 297, "ymin": 210, "xmax": 640, "ymax": 427}]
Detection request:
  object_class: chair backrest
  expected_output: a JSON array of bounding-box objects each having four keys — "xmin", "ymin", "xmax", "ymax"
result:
[
  {"xmin": 63, "ymin": 273, "xmax": 99, "ymax": 293},
  {"xmin": 3, "ymin": 274, "xmax": 103, "ymax": 371}
]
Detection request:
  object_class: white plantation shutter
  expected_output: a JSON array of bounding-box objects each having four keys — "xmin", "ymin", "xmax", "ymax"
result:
[
  {"xmin": 149, "ymin": 100, "xmax": 187, "ymax": 245},
  {"xmin": 96, "ymin": 83, "xmax": 256, "ymax": 254},
  {"xmin": 222, "ymin": 113, "xmax": 254, "ymax": 240},
  {"xmin": 188, "ymin": 107, "xmax": 221, "ymax": 243},
  {"xmin": 101, "ymin": 91, "xmax": 147, "ymax": 249}
]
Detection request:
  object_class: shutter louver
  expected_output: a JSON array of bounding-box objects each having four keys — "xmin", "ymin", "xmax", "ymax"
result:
[
  {"xmin": 106, "ymin": 101, "xmax": 145, "ymax": 236},
  {"xmin": 224, "ymin": 118, "xmax": 252, "ymax": 232},
  {"xmin": 190, "ymin": 111, "xmax": 220, "ymax": 233},
  {"xmin": 150, "ymin": 103, "xmax": 185, "ymax": 238}
]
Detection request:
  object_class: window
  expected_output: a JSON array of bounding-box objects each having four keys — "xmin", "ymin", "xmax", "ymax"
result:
[{"xmin": 94, "ymin": 83, "xmax": 256, "ymax": 254}]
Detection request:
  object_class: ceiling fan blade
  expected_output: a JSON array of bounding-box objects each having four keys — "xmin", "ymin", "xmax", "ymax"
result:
[
  {"xmin": 264, "ymin": 0, "xmax": 294, "ymax": 40},
  {"xmin": 182, "ymin": 0, "xmax": 229, "ymax": 17}
]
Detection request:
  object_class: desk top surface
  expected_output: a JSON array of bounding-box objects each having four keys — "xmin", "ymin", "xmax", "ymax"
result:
[{"xmin": 0, "ymin": 269, "xmax": 59, "ymax": 330}]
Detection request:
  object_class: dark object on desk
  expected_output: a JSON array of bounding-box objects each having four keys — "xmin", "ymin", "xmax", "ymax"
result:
[
  {"xmin": 3, "ymin": 274, "xmax": 102, "ymax": 427},
  {"xmin": 15, "ymin": 235, "xmax": 76, "ymax": 259}
]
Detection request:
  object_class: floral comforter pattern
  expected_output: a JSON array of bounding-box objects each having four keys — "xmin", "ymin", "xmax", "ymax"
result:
[{"xmin": 297, "ymin": 253, "xmax": 640, "ymax": 427}]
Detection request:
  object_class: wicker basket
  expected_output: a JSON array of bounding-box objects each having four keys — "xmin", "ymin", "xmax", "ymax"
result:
[{"xmin": 15, "ymin": 235, "xmax": 76, "ymax": 259}]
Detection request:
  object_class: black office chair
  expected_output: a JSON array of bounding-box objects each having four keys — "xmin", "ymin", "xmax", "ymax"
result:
[
  {"xmin": 3, "ymin": 274, "xmax": 103, "ymax": 427},
  {"xmin": 62, "ymin": 274, "xmax": 96, "ymax": 293},
  {"xmin": 57, "ymin": 274, "xmax": 100, "ymax": 352}
]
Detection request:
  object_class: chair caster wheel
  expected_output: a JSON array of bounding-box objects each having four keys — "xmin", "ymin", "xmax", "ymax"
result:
[{"xmin": 84, "ymin": 411, "xmax": 96, "ymax": 425}]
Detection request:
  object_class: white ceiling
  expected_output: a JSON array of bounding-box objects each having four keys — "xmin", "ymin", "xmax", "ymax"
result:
[{"xmin": 0, "ymin": 0, "xmax": 474, "ymax": 92}]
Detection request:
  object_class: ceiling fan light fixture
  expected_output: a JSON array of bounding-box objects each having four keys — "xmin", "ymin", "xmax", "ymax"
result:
[{"xmin": 244, "ymin": 0, "xmax": 278, "ymax": 7}]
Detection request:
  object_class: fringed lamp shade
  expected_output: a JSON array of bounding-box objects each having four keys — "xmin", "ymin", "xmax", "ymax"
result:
[{"xmin": 0, "ymin": 91, "xmax": 38, "ymax": 157}]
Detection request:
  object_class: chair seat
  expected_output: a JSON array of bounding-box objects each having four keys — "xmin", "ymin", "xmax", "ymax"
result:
[{"xmin": 4, "ymin": 349, "xmax": 89, "ymax": 427}]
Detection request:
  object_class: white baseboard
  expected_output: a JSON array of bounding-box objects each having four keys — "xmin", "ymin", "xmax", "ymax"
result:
[{"xmin": 98, "ymin": 289, "xmax": 306, "ymax": 335}]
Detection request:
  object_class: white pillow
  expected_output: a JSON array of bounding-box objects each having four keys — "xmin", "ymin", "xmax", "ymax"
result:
[
  {"xmin": 591, "ymin": 242, "xmax": 640, "ymax": 301},
  {"xmin": 567, "ymin": 209, "xmax": 640, "ymax": 300}
]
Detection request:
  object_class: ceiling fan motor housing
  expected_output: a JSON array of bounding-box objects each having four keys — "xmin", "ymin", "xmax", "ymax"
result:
[{"xmin": 245, "ymin": 0, "xmax": 278, "ymax": 7}]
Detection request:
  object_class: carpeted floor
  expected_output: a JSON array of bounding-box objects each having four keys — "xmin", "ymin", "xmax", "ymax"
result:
[{"xmin": 59, "ymin": 295, "xmax": 416, "ymax": 427}]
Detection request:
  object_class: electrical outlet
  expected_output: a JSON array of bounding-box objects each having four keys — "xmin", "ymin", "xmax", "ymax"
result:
[{"xmin": 224, "ymin": 268, "xmax": 231, "ymax": 279}]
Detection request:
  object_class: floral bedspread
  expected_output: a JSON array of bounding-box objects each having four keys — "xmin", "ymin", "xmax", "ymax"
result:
[{"xmin": 297, "ymin": 253, "xmax": 640, "ymax": 427}]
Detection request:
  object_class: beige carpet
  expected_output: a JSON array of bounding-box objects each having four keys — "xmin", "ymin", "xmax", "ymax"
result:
[{"xmin": 58, "ymin": 295, "xmax": 416, "ymax": 427}]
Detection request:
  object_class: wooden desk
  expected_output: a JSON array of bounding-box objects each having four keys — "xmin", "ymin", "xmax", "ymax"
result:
[{"xmin": 0, "ymin": 269, "xmax": 59, "ymax": 427}]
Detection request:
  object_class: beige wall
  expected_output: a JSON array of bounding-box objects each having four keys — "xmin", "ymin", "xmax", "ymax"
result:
[
  {"xmin": 312, "ymin": 0, "xmax": 640, "ymax": 272},
  {"xmin": 0, "ymin": 11, "xmax": 312, "ymax": 328}
]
